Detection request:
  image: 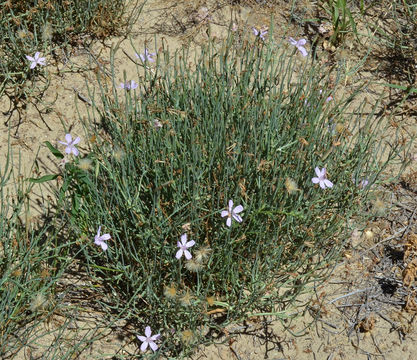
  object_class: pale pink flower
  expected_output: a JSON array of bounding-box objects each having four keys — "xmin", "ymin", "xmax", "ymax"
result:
[
  {"xmin": 221, "ymin": 199, "xmax": 244, "ymax": 227},
  {"xmin": 58, "ymin": 157, "xmax": 69, "ymax": 168},
  {"xmin": 137, "ymin": 326, "xmax": 161, "ymax": 352},
  {"xmin": 58, "ymin": 134, "xmax": 81, "ymax": 156},
  {"xmin": 312, "ymin": 167, "xmax": 333, "ymax": 189},
  {"xmin": 352, "ymin": 177, "xmax": 369, "ymax": 189},
  {"xmin": 289, "ymin": 37, "xmax": 308, "ymax": 57},
  {"xmin": 26, "ymin": 52, "xmax": 46, "ymax": 69},
  {"xmin": 135, "ymin": 49, "xmax": 156, "ymax": 63},
  {"xmin": 252, "ymin": 27, "xmax": 268, "ymax": 41},
  {"xmin": 153, "ymin": 119, "xmax": 163, "ymax": 130},
  {"xmin": 319, "ymin": 89, "xmax": 333, "ymax": 102},
  {"xmin": 176, "ymin": 234, "xmax": 195, "ymax": 260},
  {"xmin": 359, "ymin": 179, "xmax": 369, "ymax": 189},
  {"xmin": 94, "ymin": 226, "xmax": 111, "ymax": 251},
  {"xmin": 120, "ymin": 80, "xmax": 138, "ymax": 90}
]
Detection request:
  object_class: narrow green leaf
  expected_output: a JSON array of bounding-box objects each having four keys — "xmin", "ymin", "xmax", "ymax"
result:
[
  {"xmin": 44, "ymin": 141, "xmax": 64, "ymax": 159},
  {"xmin": 28, "ymin": 174, "xmax": 59, "ymax": 183},
  {"xmin": 383, "ymin": 83, "xmax": 417, "ymax": 93}
]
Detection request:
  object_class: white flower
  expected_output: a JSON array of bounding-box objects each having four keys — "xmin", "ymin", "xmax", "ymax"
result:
[
  {"xmin": 26, "ymin": 52, "xmax": 46, "ymax": 69},
  {"xmin": 176, "ymin": 234, "xmax": 195, "ymax": 260},
  {"xmin": 58, "ymin": 134, "xmax": 81, "ymax": 156},
  {"xmin": 312, "ymin": 167, "xmax": 333, "ymax": 189},
  {"xmin": 94, "ymin": 226, "xmax": 111, "ymax": 251},
  {"xmin": 221, "ymin": 199, "xmax": 244, "ymax": 227},
  {"xmin": 137, "ymin": 326, "xmax": 161, "ymax": 352}
]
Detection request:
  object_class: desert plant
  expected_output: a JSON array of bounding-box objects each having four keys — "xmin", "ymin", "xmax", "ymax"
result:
[{"xmin": 45, "ymin": 32, "xmax": 406, "ymax": 357}]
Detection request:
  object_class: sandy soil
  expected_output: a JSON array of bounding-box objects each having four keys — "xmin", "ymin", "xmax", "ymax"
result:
[{"xmin": 2, "ymin": 0, "xmax": 417, "ymax": 359}]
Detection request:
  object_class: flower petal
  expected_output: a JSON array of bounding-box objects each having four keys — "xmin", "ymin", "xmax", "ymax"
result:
[
  {"xmin": 149, "ymin": 341, "xmax": 158, "ymax": 352},
  {"xmin": 233, "ymin": 205, "xmax": 243, "ymax": 213},
  {"xmin": 312, "ymin": 177, "xmax": 320, "ymax": 184},
  {"xmin": 72, "ymin": 147, "xmax": 79, "ymax": 156},
  {"xmin": 226, "ymin": 217, "xmax": 232, "ymax": 227},
  {"xmin": 140, "ymin": 341, "xmax": 148, "ymax": 352},
  {"xmin": 176, "ymin": 249, "xmax": 183, "ymax": 259},
  {"xmin": 314, "ymin": 167, "xmax": 321, "ymax": 177},
  {"xmin": 228, "ymin": 199, "xmax": 233, "ymax": 211},
  {"xmin": 324, "ymin": 179, "xmax": 333, "ymax": 188},
  {"xmin": 186, "ymin": 240, "xmax": 195, "ymax": 248},
  {"xmin": 26, "ymin": 55, "xmax": 34, "ymax": 61},
  {"xmin": 252, "ymin": 27, "xmax": 258, "ymax": 36},
  {"xmin": 221, "ymin": 210, "xmax": 229, "ymax": 218},
  {"xmin": 72, "ymin": 137, "xmax": 81, "ymax": 145},
  {"xmin": 100, "ymin": 234, "xmax": 111, "ymax": 241},
  {"xmin": 297, "ymin": 39, "xmax": 307, "ymax": 46},
  {"xmin": 100, "ymin": 242, "xmax": 108, "ymax": 251},
  {"xmin": 145, "ymin": 326, "xmax": 152, "ymax": 337},
  {"xmin": 137, "ymin": 335, "xmax": 146, "ymax": 342},
  {"xmin": 151, "ymin": 333, "xmax": 161, "ymax": 341},
  {"xmin": 232, "ymin": 214, "xmax": 242, "ymax": 223},
  {"xmin": 319, "ymin": 181, "xmax": 326, "ymax": 189},
  {"xmin": 30, "ymin": 62, "xmax": 36, "ymax": 69},
  {"xmin": 65, "ymin": 134, "xmax": 72, "ymax": 143},
  {"xmin": 184, "ymin": 250, "xmax": 192, "ymax": 260},
  {"xmin": 34, "ymin": 52, "xmax": 40, "ymax": 60},
  {"xmin": 181, "ymin": 233, "xmax": 187, "ymax": 245},
  {"xmin": 298, "ymin": 46, "xmax": 308, "ymax": 57},
  {"xmin": 289, "ymin": 37, "xmax": 296, "ymax": 45}
]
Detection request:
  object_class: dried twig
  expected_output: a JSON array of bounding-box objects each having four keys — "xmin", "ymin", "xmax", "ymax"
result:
[{"xmin": 328, "ymin": 288, "xmax": 372, "ymax": 304}]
